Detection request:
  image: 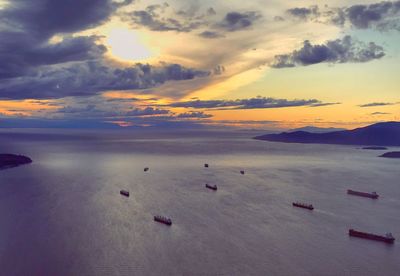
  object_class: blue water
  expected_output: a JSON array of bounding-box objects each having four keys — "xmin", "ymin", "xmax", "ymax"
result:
[{"xmin": 0, "ymin": 129, "xmax": 399, "ymax": 275}]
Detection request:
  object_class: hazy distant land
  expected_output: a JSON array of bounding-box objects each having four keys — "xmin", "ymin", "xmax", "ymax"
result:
[
  {"xmin": 254, "ymin": 122, "xmax": 400, "ymax": 146},
  {"xmin": 362, "ymin": 146, "xmax": 388, "ymax": 150}
]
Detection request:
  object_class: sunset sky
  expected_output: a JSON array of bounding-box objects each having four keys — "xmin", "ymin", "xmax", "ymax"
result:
[{"xmin": 0, "ymin": 0, "xmax": 399, "ymax": 129}]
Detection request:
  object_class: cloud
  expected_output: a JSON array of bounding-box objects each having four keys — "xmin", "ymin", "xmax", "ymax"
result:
[
  {"xmin": 359, "ymin": 102, "xmax": 398, "ymax": 107},
  {"xmin": 198, "ymin": 31, "xmax": 225, "ymax": 39},
  {"xmin": 287, "ymin": 6, "xmax": 319, "ymax": 20},
  {"xmin": 123, "ymin": 3, "xmax": 210, "ymax": 32},
  {"xmin": 0, "ymin": 33, "xmax": 107, "ymax": 79},
  {"xmin": 346, "ymin": 1, "xmax": 400, "ymax": 29},
  {"xmin": 0, "ymin": 0, "xmax": 131, "ymax": 38},
  {"xmin": 284, "ymin": 1, "xmax": 400, "ymax": 31},
  {"xmin": 271, "ymin": 36, "xmax": 385, "ymax": 68},
  {"xmin": 125, "ymin": 107, "xmax": 170, "ymax": 116},
  {"xmin": 0, "ymin": 61, "xmax": 209, "ymax": 100},
  {"xmin": 0, "ymin": 0, "xmax": 132, "ymax": 79},
  {"xmin": 126, "ymin": 10, "xmax": 204, "ymax": 32},
  {"xmin": 168, "ymin": 96, "xmax": 332, "ymax": 110},
  {"xmin": 176, "ymin": 111, "xmax": 213, "ymax": 118},
  {"xmin": 370, "ymin": 112, "xmax": 391, "ymax": 115},
  {"xmin": 215, "ymin": 11, "xmax": 262, "ymax": 32},
  {"xmin": 309, "ymin": 102, "xmax": 341, "ymax": 107}
]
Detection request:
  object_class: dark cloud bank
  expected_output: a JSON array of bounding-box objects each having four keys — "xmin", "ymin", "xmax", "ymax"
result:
[
  {"xmin": 0, "ymin": 61, "xmax": 209, "ymax": 100},
  {"xmin": 168, "ymin": 97, "xmax": 339, "ymax": 110},
  {"xmin": 272, "ymin": 36, "xmax": 385, "ymax": 68},
  {"xmin": 0, "ymin": 0, "xmax": 209, "ymax": 100}
]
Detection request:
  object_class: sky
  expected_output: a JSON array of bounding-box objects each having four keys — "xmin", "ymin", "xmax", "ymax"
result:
[{"xmin": 0, "ymin": 0, "xmax": 399, "ymax": 130}]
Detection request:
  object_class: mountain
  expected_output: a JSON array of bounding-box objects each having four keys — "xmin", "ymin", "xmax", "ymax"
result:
[
  {"xmin": 254, "ymin": 122, "xmax": 400, "ymax": 146},
  {"xmin": 288, "ymin": 126, "xmax": 346, "ymax": 133},
  {"xmin": 380, "ymin": 152, "xmax": 400, "ymax": 158}
]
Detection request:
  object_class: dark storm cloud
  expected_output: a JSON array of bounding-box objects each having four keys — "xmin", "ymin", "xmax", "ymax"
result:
[
  {"xmin": 0, "ymin": 61, "xmax": 209, "ymax": 100},
  {"xmin": 359, "ymin": 102, "xmax": 398, "ymax": 107},
  {"xmin": 271, "ymin": 36, "xmax": 385, "ymax": 68},
  {"xmin": 0, "ymin": 0, "xmax": 131, "ymax": 37},
  {"xmin": 216, "ymin": 11, "xmax": 262, "ymax": 31},
  {"xmin": 0, "ymin": 35, "xmax": 106, "ymax": 78},
  {"xmin": 284, "ymin": 1, "xmax": 400, "ymax": 31},
  {"xmin": 308, "ymin": 102, "xmax": 341, "ymax": 107},
  {"xmin": 0, "ymin": 0, "xmax": 132, "ymax": 79},
  {"xmin": 346, "ymin": 1, "xmax": 400, "ymax": 29},
  {"xmin": 168, "ymin": 97, "xmax": 331, "ymax": 110}
]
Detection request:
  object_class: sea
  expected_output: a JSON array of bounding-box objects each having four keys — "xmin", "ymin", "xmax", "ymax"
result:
[{"xmin": 0, "ymin": 129, "xmax": 399, "ymax": 276}]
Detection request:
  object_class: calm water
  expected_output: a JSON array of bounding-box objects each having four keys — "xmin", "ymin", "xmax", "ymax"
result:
[{"xmin": 0, "ymin": 129, "xmax": 399, "ymax": 276}]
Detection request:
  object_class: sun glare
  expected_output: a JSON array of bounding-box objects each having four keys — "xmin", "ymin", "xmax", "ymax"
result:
[{"xmin": 105, "ymin": 28, "xmax": 153, "ymax": 62}]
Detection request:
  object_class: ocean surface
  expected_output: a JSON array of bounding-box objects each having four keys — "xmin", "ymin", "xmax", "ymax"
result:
[{"xmin": 0, "ymin": 129, "xmax": 399, "ymax": 276}]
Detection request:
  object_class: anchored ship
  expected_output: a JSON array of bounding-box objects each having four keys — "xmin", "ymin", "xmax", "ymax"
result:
[
  {"xmin": 349, "ymin": 229, "xmax": 395, "ymax": 244},
  {"xmin": 240, "ymin": 170, "xmax": 245, "ymax": 175},
  {"xmin": 204, "ymin": 163, "xmax": 209, "ymax": 168},
  {"xmin": 205, "ymin": 183, "xmax": 217, "ymax": 191},
  {"xmin": 154, "ymin": 215, "xmax": 172, "ymax": 225},
  {"xmin": 120, "ymin": 190, "xmax": 130, "ymax": 197},
  {"xmin": 144, "ymin": 167, "xmax": 149, "ymax": 172},
  {"xmin": 347, "ymin": 189, "xmax": 379, "ymax": 199},
  {"xmin": 292, "ymin": 202, "xmax": 314, "ymax": 210}
]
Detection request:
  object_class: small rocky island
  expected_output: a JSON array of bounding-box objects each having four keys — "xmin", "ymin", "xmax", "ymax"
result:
[
  {"xmin": 0, "ymin": 154, "xmax": 32, "ymax": 169},
  {"xmin": 379, "ymin": 152, "xmax": 400, "ymax": 158}
]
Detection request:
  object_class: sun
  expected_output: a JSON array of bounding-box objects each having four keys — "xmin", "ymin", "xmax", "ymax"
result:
[{"xmin": 105, "ymin": 27, "xmax": 154, "ymax": 62}]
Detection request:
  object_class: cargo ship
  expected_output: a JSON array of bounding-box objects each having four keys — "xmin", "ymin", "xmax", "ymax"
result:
[
  {"xmin": 120, "ymin": 190, "xmax": 130, "ymax": 197},
  {"xmin": 349, "ymin": 229, "xmax": 395, "ymax": 244},
  {"xmin": 205, "ymin": 183, "xmax": 217, "ymax": 191},
  {"xmin": 154, "ymin": 215, "xmax": 172, "ymax": 226},
  {"xmin": 292, "ymin": 202, "xmax": 314, "ymax": 210},
  {"xmin": 347, "ymin": 189, "xmax": 379, "ymax": 199}
]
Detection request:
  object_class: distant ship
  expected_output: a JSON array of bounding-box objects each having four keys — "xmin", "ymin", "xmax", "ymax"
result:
[
  {"xmin": 240, "ymin": 170, "xmax": 245, "ymax": 175},
  {"xmin": 144, "ymin": 167, "xmax": 149, "ymax": 172},
  {"xmin": 349, "ymin": 229, "xmax": 395, "ymax": 244},
  {"xmin": 292, "ymin": 202, "xmax": 314, "ymax": 210},
  {"xmin": 154, "ymin": 215, "xmax": 172, "ymax": 226},
  {"xmin": 347, "ymin": 189, "xmax": 378, "ymax": 199},
  {"xmin": 205, "ymin": 183, "xmax": 217, "ymax": 191},
  {"xmin": 120, "ymin": 190, "xmax": 130, "ymax": 197},
  {"xmin": 204, "ymin": 163, "xmax": 209, "ymax": 168}
]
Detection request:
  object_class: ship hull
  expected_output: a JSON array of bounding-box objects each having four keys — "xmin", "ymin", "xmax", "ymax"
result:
[
  {"xmin": 154, "ymin": 217, "xmax": 172, "ymax": 226},
  {"xmin": 120, "ymin": 190, "xmax": 129, "ymax": 197},
  {"xmin": 349, "ymin": 229, "xmax": 394, "ymax": 244},
  {"xmin": 292, "ymin": 203, "xmax": 314, "ymax": 210},
  {"xmin": 347, "ymin": 190, "xmax": 378, "ymax": 199},
  {"xmin": 206, "ymin": 184, "xmax": 217, "ymax": 191}
]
